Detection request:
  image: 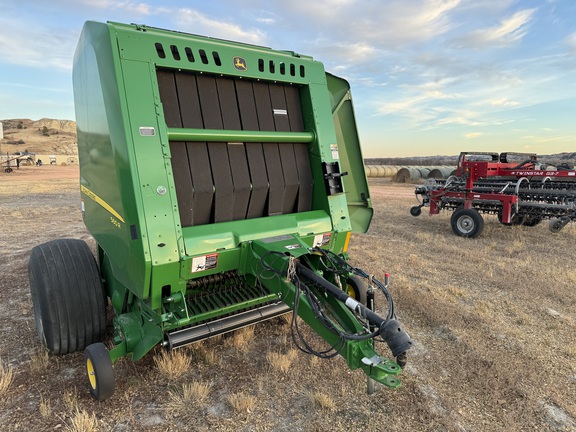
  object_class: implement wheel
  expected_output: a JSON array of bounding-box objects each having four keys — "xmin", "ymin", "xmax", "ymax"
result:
[
  {"xmin": 85, "ymin": 343, "xmax": 115, "ymax": 400},
  {"xmin": 28, "ymin": 239, "xmax": 107, "ymax": 354},
  {"xmin": 346, "ymin": 275, "xmax": 368, "ymax": 306},
  {"xmin": 410, "ymin": 206, "xmax": 422, "ymax": 217},
  {"xmin": 549, "ymin": 218, "xmax": 568, "ymax": 233},
  {"xmin": 450, "ymin": 208, "xmax": 484, "ymax": 238}
]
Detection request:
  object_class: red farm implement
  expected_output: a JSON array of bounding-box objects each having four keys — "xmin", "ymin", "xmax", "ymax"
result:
[{"xmin": 411, "ymin": 152, "xmax": 576, "ymax": 238}]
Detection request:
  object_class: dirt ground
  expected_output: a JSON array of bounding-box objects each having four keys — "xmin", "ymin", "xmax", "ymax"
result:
[{"xmin": 1, "ymin": 166, "xmax": 575, "ymax": 431}]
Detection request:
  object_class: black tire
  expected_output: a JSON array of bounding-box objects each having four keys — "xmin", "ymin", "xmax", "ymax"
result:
[
  {"xmin": 28, "ymin": 239, "xmax": 106, "ymax": 354},
  {"xmin": 84, "ymin": 343, "xmax": 115, "ymax": 400},
  {"xmin": 450, "ymin": 208, "xmax": 484, "ymax": 238},
  {"xmin": 4, "ymin": 167, "xmax": 13, "ymax": 173},
  {"xmin": 549, "ymin": 218, "xmax": 564, "ymax": 233},
  {"xmin": 345, "ymin": 275, "xmax": 368, "ymax": 305},
  {"xmin": 410, "ymin": 206, "xmax": 422, "ymax": 217}
]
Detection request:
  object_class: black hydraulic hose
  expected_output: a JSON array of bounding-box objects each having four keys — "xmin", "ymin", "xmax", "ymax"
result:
[
  {"xmin": 295, "ymin": 263, "xmax": 387, "ymax": 330},
  {"xmin": 512, "ymin": 159, "xmax": 535, "ymax": 169}
]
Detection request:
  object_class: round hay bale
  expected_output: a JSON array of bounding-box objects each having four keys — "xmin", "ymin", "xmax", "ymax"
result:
[
  {"xmin": 416, "ymin": 167, "xmax": 431, "ymax": 178},
  {"xmin": 427, "ymin": 166, "xmax": 455, "ymax": 179},
  {"xmin": 394, "ymin": 167, "xmax": 422, "ymax": 183}
]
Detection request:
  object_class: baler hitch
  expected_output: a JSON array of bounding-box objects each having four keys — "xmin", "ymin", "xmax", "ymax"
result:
[{"xmin": 255, "ymin": 243, "xmax": 414, "ymax": 391}]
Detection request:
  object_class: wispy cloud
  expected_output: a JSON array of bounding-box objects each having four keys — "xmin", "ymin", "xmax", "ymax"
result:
[
  {"xmin": 566, "ymin": 32, "xmax": 576, "ymax": 55},
  {"xmin": 0, "ymin": 18, "xmax": 77, "ymax": 70},
  {"xmin": 491, "ymin": 97, "xmax": 520, "ymax": 108},
  {"xmin": 79, "ymin": 0, "xmax": 163, "ymax": 15},
  {"xmin": 452, "ymin": 8, "xmax": 536, "ymax": 49},
  {"xmin": 175, "ymin": 8, "xmax": 266, "ymax": 44},
  {"xmin": 464, "ymin": 132, "xmax": 484, "ymax": 139}
]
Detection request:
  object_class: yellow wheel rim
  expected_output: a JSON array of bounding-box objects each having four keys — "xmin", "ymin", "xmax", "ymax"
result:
[
  {"xmin": 86, "ymin": 358, "xmax": 97, "ymax": 390},
  {"xmin": 346, "ymin": 283, "xmax": 356, "ymax": 299}
]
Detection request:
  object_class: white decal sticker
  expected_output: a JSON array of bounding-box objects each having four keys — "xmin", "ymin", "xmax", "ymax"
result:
[
  {"xmin": 139, "ymin": 127, "xmax": 156, "ymax": 136},
  {"xmin": 330, "ymin": 144, "xmax": 339, "ymax": 160}
]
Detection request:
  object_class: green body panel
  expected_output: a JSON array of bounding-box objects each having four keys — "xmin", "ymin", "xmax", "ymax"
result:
[
  {"xmin": 73, "ymin": 22, "xmax": 395, "ymax": 384},
  {"xmin": 326, "ymin": 74, "xmax": 373, "ymax": 233}
]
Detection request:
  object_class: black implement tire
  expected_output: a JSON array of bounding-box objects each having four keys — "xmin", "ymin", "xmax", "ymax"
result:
[
  {"xmin": 410, "ymin": 206, "xmax": 422, "ymax": 217},
  {"xmin": 28, "ymin": 239, "xmax": 107, "ymax": 354},
  {"xmin": 549, "ymin": 218, "xmax": 564, "ymax": 233},
  {"xmin": 85, "ymin": 343, "xmax": 115, "ymax": 400},
  {"xmin": 450, "ymin": 208, "xmax": 484, "ymax": 238},
  {"xmin": 345, "ymin": 275, "xmax": 368, "ymax": 306}
]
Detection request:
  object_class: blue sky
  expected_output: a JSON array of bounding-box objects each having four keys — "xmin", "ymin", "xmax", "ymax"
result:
[{"xmin": 1, "ymin": 0, "xmax": 575, "ymax": 157}]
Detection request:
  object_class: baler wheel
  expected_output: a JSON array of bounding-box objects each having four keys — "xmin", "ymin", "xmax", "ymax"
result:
[
  {"xmin": 28, "ymin": 239, "xmax": 107, "ymax": 354},
  {"xmin": 346, "ymin": 275, "xmax": 368, "ymax": 306},
  {"xmin": 450, "ymin": 208, "xmax": 484, "ymax": 238},
  {"xmin": 84, "ymin": 343, "xmax": 115, "ymax": 400},
  {"xmin": 410, "ymin": 206, "xmax": 422, "ymax": 217}
]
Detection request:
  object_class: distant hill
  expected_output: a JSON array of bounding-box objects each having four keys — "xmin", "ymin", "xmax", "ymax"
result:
[
  {"xmin": 0, "ymin": 118, "xmax": 77, "ymax": 155},
  {"xmin": 1, "ymin": 118, "xmax": 574, "ymax": 166},
  {"xmin": 366, "ymin": 152, "xmax": 576, "ymax": 167}
]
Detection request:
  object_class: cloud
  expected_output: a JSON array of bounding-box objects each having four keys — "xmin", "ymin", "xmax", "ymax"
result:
[
  {"xmin": 452, "ymin": 8, "xmax": 536, "ymax": 49},
  {"xmin": 464, "ymin": 132, "xmax": 483, "ymax": 139},
  {"xmin": 566, "ymin": 32, "xmax": 576, "ymax": 55},
  {"xmin": 79, "ymin": 0, "xmax": 160, "ymax": 15},
  {"xmin": 175, "ymin": 8, "xmax": 266, "ymax": 44},
  {"xmin": 311, "ymin": 40, "xmax": 379, "ymax": 67},
  {"xmin": 376, "ymin": 78, "xmax": 460, "ymax": 122},
  {"xmin": 267, "ymin": 0, "xmax": 461, "ymax": 49},
  {"xmin": 0, "ymin": 18, "xmax": 77, "ymax": 70},
  {"xmin": 491, "ymin": 98, "xmax": 520, "ymax": 108}
]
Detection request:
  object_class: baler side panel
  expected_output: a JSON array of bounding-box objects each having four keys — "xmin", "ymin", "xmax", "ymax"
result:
[
  {"xmin": 74, "ymin": 22, "xmax": 150, "ymax": 301},
  {"xmin": 117, "ymin": 59, "xmax": 183, "ymax": 307}
]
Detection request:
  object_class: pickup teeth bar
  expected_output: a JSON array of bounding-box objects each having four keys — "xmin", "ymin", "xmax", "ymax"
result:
[{"xmin": 183, "ymin": 270, "xmax": 282, "ymax": 327}]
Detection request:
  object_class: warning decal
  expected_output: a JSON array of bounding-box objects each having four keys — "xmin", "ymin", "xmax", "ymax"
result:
[
  {"xmin": 313, "ymin": 233, "xmax": 332, "ymax": 247},
  {"xmin": 191, "ymin": 253, "xmax": 218, "ymax": 273}
]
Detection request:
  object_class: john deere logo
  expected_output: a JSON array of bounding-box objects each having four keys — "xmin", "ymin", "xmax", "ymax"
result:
[{"xmin": 233, "ymin": 57, "xmax": 247, "ymax": 71}]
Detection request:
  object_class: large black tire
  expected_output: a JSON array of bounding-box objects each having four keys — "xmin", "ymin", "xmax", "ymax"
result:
[
  {"xmin": 450, "ymin": 208, "xmax": 484, "ymax": 238},
  {"xmin": 28, "ymin": 239, "xmax": 107, "ymax": 354},
  {"xmin": 84, "ymin": 342, "xmax": 115, "ymax": 400},
  {"xmin": 345, "ymin": 275, "xmax": 368, "ymax": 306}
]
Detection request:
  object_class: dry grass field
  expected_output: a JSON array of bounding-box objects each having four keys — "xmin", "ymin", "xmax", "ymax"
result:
[{"xmin": 0, "ymin": 167, "xmax": 575, "ymax": 431}]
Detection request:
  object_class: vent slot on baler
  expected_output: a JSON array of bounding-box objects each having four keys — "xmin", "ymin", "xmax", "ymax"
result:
[{"xmin": 157, "ymin": 70, "xmax": 313, "ymax": 227}]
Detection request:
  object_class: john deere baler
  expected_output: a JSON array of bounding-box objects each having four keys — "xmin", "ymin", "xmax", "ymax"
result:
[{"xmin": 28, "ymin": 21, "xmax": 412, "ymax": 400}]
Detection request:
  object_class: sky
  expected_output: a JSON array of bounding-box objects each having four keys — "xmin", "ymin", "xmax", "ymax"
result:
[{"xmin": 0, "ymin": 0, "xmax": 575, "ymax": 157}]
